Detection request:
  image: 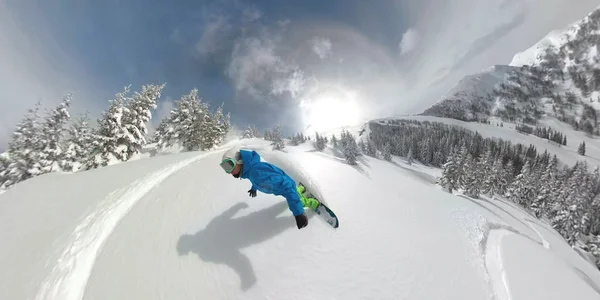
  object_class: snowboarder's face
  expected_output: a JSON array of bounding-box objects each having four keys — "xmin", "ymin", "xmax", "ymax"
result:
[{"xmin": 231, "ymin": 164, "xmax": 242, "ymax": 178}]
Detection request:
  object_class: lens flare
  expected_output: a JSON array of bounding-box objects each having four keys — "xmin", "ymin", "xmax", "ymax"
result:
[{"xmin": 300, "ymin": 85, "xmax": 362, "ymax": 133}]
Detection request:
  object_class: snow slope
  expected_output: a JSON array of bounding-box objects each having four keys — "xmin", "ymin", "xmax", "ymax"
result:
[{"xmin": 1, "ymin": 139, "xmax": 599, "ymax": 299}]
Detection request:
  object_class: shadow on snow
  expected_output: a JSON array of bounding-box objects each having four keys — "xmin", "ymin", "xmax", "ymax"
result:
[{"xmin": 176, "ymin": 201, "xmax": 295, "ymax": 291}]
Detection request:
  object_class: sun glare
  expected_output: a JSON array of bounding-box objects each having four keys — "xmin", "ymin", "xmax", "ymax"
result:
[{"xmin": 301, "ymin": 87, "xmax": 362, "ymax": 133}]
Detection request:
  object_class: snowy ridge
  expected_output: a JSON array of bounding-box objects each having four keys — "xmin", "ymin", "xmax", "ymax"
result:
[
  {"xmin": 510, "ymin": 27, "xmax": 577, "ymax": 67},
  {"xmin": 509, "ymin": 5, "xmax": 600, "ymax": 67},
  {"xmin": 34, "ymin": 152, "xmax": 211, "ymax": 300}
]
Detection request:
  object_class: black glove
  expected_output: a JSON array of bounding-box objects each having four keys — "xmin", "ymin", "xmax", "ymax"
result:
[
  {"xmin": 248, "ymin": 189, "xmax": 257, "ymax": 197},
  {"xmin": 295, "ymin": 213, "xmax": 308, "ymax": 229}
]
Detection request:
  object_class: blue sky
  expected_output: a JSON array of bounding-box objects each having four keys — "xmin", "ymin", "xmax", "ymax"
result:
[{"xmin": 1, "ymin": 0, "xmax": 599, "ymax": 145}]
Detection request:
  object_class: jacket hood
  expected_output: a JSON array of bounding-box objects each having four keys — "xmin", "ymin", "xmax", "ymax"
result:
[{"xmin": 240, "ymin": 150, "xmax": 261, "ymax": 178}]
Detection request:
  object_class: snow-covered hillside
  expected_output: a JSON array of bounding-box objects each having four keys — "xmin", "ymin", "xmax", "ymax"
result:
[
  {"xmin": 384, "ymin": 115, "xmax": 600, "ymax": 168},
  {"xmin": 422, "ymin": 6, "xmax": 600, "ymax": 135},
  {"xmin": 0, "ymin": 138, "xmax": 599, "ymax": 299}
]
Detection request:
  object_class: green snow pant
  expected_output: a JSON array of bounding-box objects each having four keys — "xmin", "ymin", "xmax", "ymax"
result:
[{"xmin": 297, "ymin": 185, "xmax": 319, "ymax": 210}]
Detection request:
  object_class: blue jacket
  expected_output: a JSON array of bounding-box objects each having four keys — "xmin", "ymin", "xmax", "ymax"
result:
[{"xmin": 239, "ymin": 150, "xmax": 304, "ymax": 216}]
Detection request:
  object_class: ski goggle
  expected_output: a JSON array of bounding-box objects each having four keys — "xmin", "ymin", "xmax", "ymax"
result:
[{"xmin": 220, "ymin": 158, "xmax": 236, "ymax": 173}]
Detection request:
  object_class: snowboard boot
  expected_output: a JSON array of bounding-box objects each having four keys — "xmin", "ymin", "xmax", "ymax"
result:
[{"xmin": 297, "ymin": 185, "xmax": 320, "ymax": 210}]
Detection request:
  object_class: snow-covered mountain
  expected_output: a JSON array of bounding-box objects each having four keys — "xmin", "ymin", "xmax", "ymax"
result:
[
  {"xmin": 421, "ymin": 6, "xmax": 600, "ymax": 135},
  {"xmin": 1, "ymin": 138, "xmax": 600, "ymax": 299},
  {"xmin": 421, "ymin": 65, "xmax": 519, "ymax": 121}
]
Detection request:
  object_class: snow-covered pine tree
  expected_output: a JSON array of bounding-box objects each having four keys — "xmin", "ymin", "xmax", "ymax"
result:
[
  {"xmin": 382, "ymin": 143, "xmax": 392, "ymax": 162},
  {"xmin": 0, "ymin": 153, "xmax": 14, "ymax": 190},
  {"xmin": 124, "ymin": 83, "xmax": 164, "ymax": 159},
  {"xmin": 463, "ymin": 153, "xmax": 482, "ymax": 198},
  {"xmin": 203, "ymin": 104, "xmax": 230, "ymax": 149},
  {"xmin": 479, "ymin": 148, "xmax": 494, "ymax": 195},
  {"xmin": 264, "ymin": 129, "xmax": 273, "ymax": 141},
  {"xmin": 290, "ymin": 134, "xmax": 300, "ymax": 146},
  {"xmin": 553, "ymin": 162, "xmax": 591, "ymax": 244},
  {"xmin": 455, "ymin": 144, "xmax": 470, "ymax": 188},
  {"xmin": 38, "ymin": 95, "xmax": 72, "ymax": 173},
  {"xmin": 270, "ymin": 123, "xmax": 285, "ymax": 150},
  {"xmin": 439, "ymin": 147, "xmax": 461, "ymax": 193},
  {"xmin": 358, "ymin": 140, "xmax": 366, "ymax": 153},
  {"xmin": 4, "ymin": 102, "xmax": 44, "ymax": 185},
  {"xmin": 588, "ymin": 194, "xmax": 600, "ymax": 237},
  {"xmin": 579, "ymin": 141, "xmax": 586, "ymax": 156},
  {"xmin": 154, "ymin": 88, "xmax": 203, "ymax": 151},
  {"xmin": 86, "ymin": 86, "xmax": 134, "ymax": 169},
  {"xmin": 153, "ymin": 117, "xmax": 175, "ymax": 149},
  {"xmin": 406, "ymin": 148, "xmax": 414, "ymax": 165},
  {"xmin": 331, "ymin": 134, "xmax": 338, "ymax": 148},
  {"xmin": 314, "ymin": 133, "xmax": 326, "ymax": 151},
  {"xmin": 197, "ymin": 100, "xmax": 213, "ymax": 150},
  {"xmin": 153, "ymin": 88, "xmax": 229, "ymax": 152},
  {"xmin": 366, "ymin": 139, "xmax": 377, "ymax": 157},
  {"xmin": 81, "ymin": 125, "xmax": 107, "ymax": 170},
  {"xmin": 507, "ymin": 159, "xmax": 537, "ymax": 207},
  {"xmin": 63, "ymin": 113, "xmax": 94, "ymax": 172},
  {"xmin": 503, "ymin": 160, "xmax": 516, "ymax": 188},
  {"xmin": 420, "ymin": 139, "xmax": 432, "ymax": 164},
  {"xmin": 533, "ymin": 155, "xmax": 559, "ymax": 217},
  {"xmin": 340, "ymin": 129, "xmax": 359, "ymax": 165},
  {"xmin": 432, "ymin": 150, "xmax": 444, "ymax": 167},
  {"xmin": 486, "ymin": 156, "xmax": 508, "ymax": 196},
  {"xmin": 580, "ymin": 168, "xmax": 598, "ymax": 236},
  {"xmin": 243, "ymin": 125, "xmax": 260, "ymax": 139}
]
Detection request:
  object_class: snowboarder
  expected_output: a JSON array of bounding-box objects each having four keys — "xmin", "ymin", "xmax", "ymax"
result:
[{"xmin": 219, "ymin": 147, "xmax": 320, "ymax": 229}]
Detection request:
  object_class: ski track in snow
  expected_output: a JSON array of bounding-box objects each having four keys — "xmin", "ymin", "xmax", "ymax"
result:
[
  {"xmin": 34, "ymin": 151, "xmax": 217, "ymax": 300},
  {"xmin": 455, "ymin": 195, "xmax": 560, "ymax": 300},
  {"xmin": 523, "ymin": 219, "xmax": 551, "ymax": 249},
  {"xmin": 485, "ymin": 229, "xmax": 514, "ymax": 300}
]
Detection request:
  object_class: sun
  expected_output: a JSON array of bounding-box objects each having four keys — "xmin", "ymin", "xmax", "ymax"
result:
[{"xmin": 300, "ymin": 86, "xmax": 362, "ymax": 133}]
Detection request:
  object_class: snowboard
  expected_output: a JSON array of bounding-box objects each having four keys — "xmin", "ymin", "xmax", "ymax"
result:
[{"xmin": 299, "ymin": 182, "xmax": 339, "ymax": 229}]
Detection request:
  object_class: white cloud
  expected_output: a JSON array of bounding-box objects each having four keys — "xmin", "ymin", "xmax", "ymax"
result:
[
  {"xmin": 272, "ymin": 69, "xmax": 306, "ymax": 98},
  {"xmin": 312, "ymin": 37, "xmax": 332, "ymax": 59},
  {"xmin": 195, "ymin": 15, "xmax": 231, "ymax": 57},
  {"xmin": 399, "ymin": 28, "xmax": 419, "ymax": 55},
  {"xmin": 243, "ymin": 7, "xmax": 262, "ymax": 22},
  {"xmin": 226, "ymin": 30, "xmax": 306, "ymax": 100}
]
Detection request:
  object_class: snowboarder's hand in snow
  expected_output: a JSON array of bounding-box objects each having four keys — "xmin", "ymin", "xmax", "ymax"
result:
[
  {"xmin": 248, "ymin": 189, "xmax": 257, "ymax": 197},
  {"xmin": 295, "ymin": 213, "xmax": 308, "ymax": 229}
]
